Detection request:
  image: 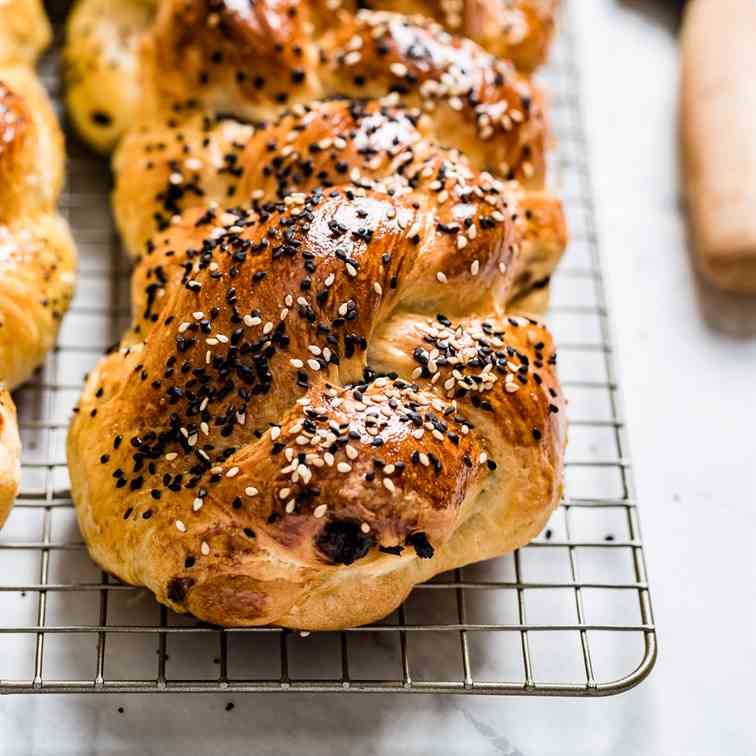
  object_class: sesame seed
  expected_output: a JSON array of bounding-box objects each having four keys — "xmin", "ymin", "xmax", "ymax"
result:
[
  {"xmin": 360, "ymin": 523, "xmax": 371, "ymax": 534},
  {"xmin": 345, "ymin": 445, "xmax": 358, "ymax": 460},
  {"xmin": 307, "ymin": 359, "xmax": 321, "ymax": 371},
  {"xmin": 263, "ymin": 322, "xmax": 274, "ymax": 335},
  {"xmin": 337, "ymin": 462, "xmax": 352, "ymax": 473},
  {"xmin": 175, "ymin": 520, "xmax": 187, "ymax": 533},
  {"xmin": 165, "ymin": 452, "xmax": 178, "ymax": 461},
  {"xmin": 290, "ymin": 358, "xmax": 304, "ymax": 368},
  {"xmin": 313, "ymin": 504, "xmax": 328, "ymax": 518},
  {"xmin": 192, "ymin": 498, "xmax": 204, "ymax": 512},
  {"xmin": 436, "ymin": 272, "xmax": 448, "ymax": 284},
  {"xmin": 279, "ymin": 488, "xmax": 291, "ymax": 499},
  {"xmin": 373, "ymin": 282, "xmax": 383, "ymax": 295},
  {"xmin": 201, "ymin": 541, "xmax": 210, "ymax": 556},
  {"xmin": 270, "ymin": 426, "xmax": 281, "ymax": 440},
  {"xmin": 245, "ymin": 486, "xmax": 258, "ymax": 496},
  {"xmin": 226, "ymin": 467, "xmax": 240, "ymax": 478},
  {"xmin": 383, "ymin": 478, "xmax": 396, "ymax": 493}
]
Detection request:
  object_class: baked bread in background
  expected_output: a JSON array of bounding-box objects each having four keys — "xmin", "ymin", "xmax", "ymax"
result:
[
  {"xmin": 64, "ymin": 0, "xmax": 558, "ymax": 154},
  {"xmin": 0, "ymin": 3, "xmax": 78, "ymax": 527},
  {"xmin": 0, "ymin": 0, "xmax": 51, "ymax": 65},
  {"xmin": 65, "ymin": 0, "xmax": 567, "ymax": 628},
  {"xmin": 0, "ymin": 390, "xmax": 21, "ymax": 529}
]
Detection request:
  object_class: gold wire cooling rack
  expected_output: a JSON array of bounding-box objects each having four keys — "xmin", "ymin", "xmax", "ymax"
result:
[{"xmin": 0, "ymin": 0, "xmax": 656, "ymax": 695}]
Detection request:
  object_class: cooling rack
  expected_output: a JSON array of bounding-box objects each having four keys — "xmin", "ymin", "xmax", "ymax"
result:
[{"xmin": 0, "ymin": 0, "xmax": 656, "ymax": 696}]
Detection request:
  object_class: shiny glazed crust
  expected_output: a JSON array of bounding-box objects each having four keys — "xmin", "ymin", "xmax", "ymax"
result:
[
  {"xmin": 315, "ymin": 0, "xmax": 558, "ymax": 72},
  {"xmin": 64, "ymin": 0, "xmax": 556, "ymax": 154},
  {"xmin": 113, "ymin": 100, "xmax": 566, "ymax": 295}
]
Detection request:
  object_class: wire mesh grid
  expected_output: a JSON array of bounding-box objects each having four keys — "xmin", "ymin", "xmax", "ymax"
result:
[{"xmin": 0, "ymin": 0, "xmax": 656, "ymax": 695}]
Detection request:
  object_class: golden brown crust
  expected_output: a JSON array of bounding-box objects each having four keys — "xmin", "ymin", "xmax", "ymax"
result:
[
  {"xmin": 64, "ymin": 0, "xmax": 157, "ymax": 154},
  {"xmin": 68, "ymin": 186, "xmax": 566, "ymax": 628},
  {"xmin": 137, "ymin": 4, "xmax": 547, "ymax": 180},
  {"xmin": 65, "ymin": 0, "xmax": 551, "ymax": 159},
  {"xmin": 0, "ymin": 5, "xmax": 78, "ymax": 529},
  {"xmin": 314, "ymin": 0, "xmax": 558, "ymax": 73},
  {"xmin": 113, "ymin": 100, "xmax": 565, "ymax": 296},
  {"xmin": 0, "ymin": 67, "xmax": 77, "ymax": 391},
  {"xmin": 0, "ymin": 0, "xmax": 51, "ymax": 66}
]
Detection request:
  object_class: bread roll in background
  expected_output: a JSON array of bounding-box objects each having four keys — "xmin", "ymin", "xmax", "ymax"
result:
[{"xmin": 681, "ymin": 0, "xmax": 756, "ymax": 294}]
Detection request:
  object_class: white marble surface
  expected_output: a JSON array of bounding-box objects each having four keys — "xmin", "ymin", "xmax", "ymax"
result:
[{"xmin": 2, "ymin": 1, "xmax": 755, "ymax": 753}]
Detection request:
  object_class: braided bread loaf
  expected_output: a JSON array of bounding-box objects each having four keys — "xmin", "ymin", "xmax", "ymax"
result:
[
  {"xmin": 64, "ymin": 0, "xmax": 557, "ymax": 154},
  {"xmin": 0, "ymin": 4, "xmax": 77, "ymax": 527},
  {"xmin": 66, "ymin": 0, "xmax": 567, "ymax": 628}
]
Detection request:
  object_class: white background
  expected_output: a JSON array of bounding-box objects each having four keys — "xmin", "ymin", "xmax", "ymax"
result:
[{"xmin": 1, "ymin": 0, "xmax": 755, "ymax": 753}]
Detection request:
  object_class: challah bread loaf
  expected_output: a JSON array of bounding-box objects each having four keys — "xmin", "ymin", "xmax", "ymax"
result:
[
  {"xmin": 66, "ymin": 0, "xmax": 567, "ymax": 628},
  {"xmin": 68, "ymin": 185, "xmax": 566, "ymax": 628},
  {"xmin": 0, "ymin": 5, "xmax": 78, "ymax": 527}
]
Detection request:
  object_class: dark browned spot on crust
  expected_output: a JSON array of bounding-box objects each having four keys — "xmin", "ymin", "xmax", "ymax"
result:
[
  {"xmin": 167, "ymin": 576, "xmax": 195, "ymax": 603},
  {"xmin": 316, "ymin": 519, "xmax": 374, "ymax": 565},
  {"xmin": 406, "ymin": 530, "xmax": 434, "ymax": 559}
]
